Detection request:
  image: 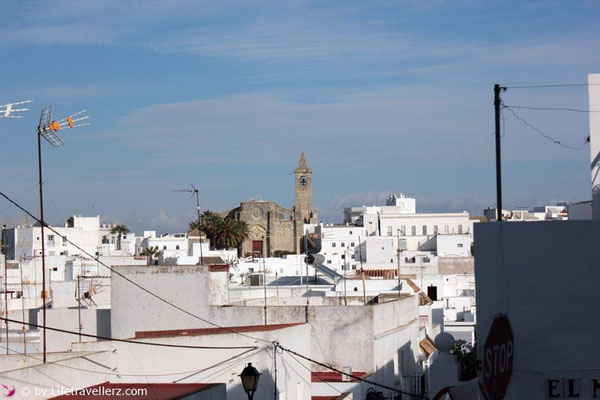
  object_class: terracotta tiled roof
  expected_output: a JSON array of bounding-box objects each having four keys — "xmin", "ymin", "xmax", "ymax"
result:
[
  {"xmin": 420, "ymin": 336, "xmax": 436, "ymax": 357},
  {"xmin": 135, "ymin": 323, "xmax": 305, "ymax": 339},
  {"xmin": 311, "ymin": 371, "xmax": 367, "ymax": 382}
]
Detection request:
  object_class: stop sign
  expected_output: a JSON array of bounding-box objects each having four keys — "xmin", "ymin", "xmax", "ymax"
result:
[{"xmin": 482, "ymin": 315, "xmax": 514, "ymax": 399}]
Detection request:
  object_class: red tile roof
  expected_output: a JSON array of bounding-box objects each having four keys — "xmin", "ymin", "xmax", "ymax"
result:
[
  {"xmin": 311, "ymin": 371, "xmax": 367, "ymax": 382},
  {"xmin": 50, "ymin": 382, "xmax": 219, "ymax": 400},
  {"xmin": 135, "ymin": 323, "xmax": 305, "ymax": 339}
]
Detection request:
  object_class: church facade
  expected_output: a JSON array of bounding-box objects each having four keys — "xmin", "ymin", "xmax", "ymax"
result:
[{"xmin": 228, "ymin": 153, "xmax": 318, "ymax": 257}]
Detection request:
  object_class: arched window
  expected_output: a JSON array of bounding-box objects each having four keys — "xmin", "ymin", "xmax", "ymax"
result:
[
  {"xmin": 422, "ymin": 225, "xmax": 427, "ymax": 236},
  {"xmin": 411, "ymin": 226, "xmax": 416, "ymax": 236},
  {"xmin": 458, "ymin": 224, "xmax": 463, "ymax": 234}
]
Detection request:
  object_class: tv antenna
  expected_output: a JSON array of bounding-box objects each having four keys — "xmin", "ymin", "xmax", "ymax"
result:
[
  {"xmin": 1, "ymin": 100, "xmax": 32, "ymax": 119},
  {"xmin": 36, "ymin": 105, "xmax": 90, "ymax": 363},
  {"xmin": 172, "ymin": 184, "xmax": 204, "ymax": 264}
]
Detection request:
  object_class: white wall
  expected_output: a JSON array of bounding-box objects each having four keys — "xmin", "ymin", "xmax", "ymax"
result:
[{"xmin": 474, "ymin": 220, "xmax": 600, "ymax": 399}]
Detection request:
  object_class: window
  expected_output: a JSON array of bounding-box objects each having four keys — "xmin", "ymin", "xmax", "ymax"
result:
[
  {"xmin": 332, "ymin": 242, "xmax": 336, "ymax": 247},
  {"xmin": 399, "ymin": 225, "xmax": 406, "ymax": 235},
  {"xmin": 433, "ymin": 225, "xmax": 438, "ymax": 235},
  {"xmin": 387, "ymin": 226, "xmax": 393, "ymax": 236},
  {"xmin": 62, "ymin": 236, "xmax": 67, "ymax": 245},
  {"xmin": 390, "ymin": 259, "xmax": 394, "ymax": 263},
  {"xmin": 458, "ymin": 243, "xmax": 464, "ymax": 248},
  {"xmin": 350, "ymin": 242, "xmax": 355, "ymax": 247},
  {"xmin": 458, "ymin": 224, "xmax": 463, "ymax": 234},
  {"xmin": 47, "ymin": 235, "xmax": 54, "ymax": 241},
  {"xmin": 163, "ymin": 246, "xmax": 167, "ymax": 250},
  {"xmin": 102, "ymin": 235, "xmax": 109, "ymax": 244},
  {"xmin": 444, "ymin": 225, "xmax": 449, "ymax": 234},
  {"xmin": 423, "ymin": 256, "xmax": 430, "ymax": 263},
  {"xmin": 352, "ymin": 264, "xmax": 357, "ymax": 270},
  {"xmin": 411, "ymin": 226, "xmax": 416, "ymax": 236},
  {"xmin": 349, "ymin": 231, "xmax": 353, "ymax": 235},
  {"xmin": 341, "ymin": 242, "xmax": 345, "ymax": 247},
  {"xmin": 422, "ymin": 225, "xmax": 427, "ymax": 236},
  {"xmin": 341, "ymin": 255, "xmax": 345, "ymax": 259},
  {"xmin": 327, "ymin": 260, "xmax": 332, "ymax": 264},
  {"xmin": 176, "ymin": 245, "xmax": 180, "ymax": 250}
]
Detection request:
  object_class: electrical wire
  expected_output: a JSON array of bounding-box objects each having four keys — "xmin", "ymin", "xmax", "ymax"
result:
[
  {"xmin": 276, "ymin": 343, "xmax": 429, "ymax": 399},
  {"xmin": 1, "ymin": 191, "xmax": 429, "ymax": 398},
  {"xmin": 0, "ymin": 343, "xmax": 260, "ymax": 379},
  {"xmin": 0, "ymin": 190, "xmax": 271, "ymax": 345},
  {"xmin": 503, "ymin": 105, "xmax": 600, "ymax": 113},
  {"xmin": 505, "ymin": 83, "xmax": 600, "ymax": 89},
  {"xmin": 0, "ymin": 317, "xmax": 257, "ymax": 350},
  {"xmin": 502, "ymin": 106, "xmax": 587, "ymax": 151},
  {"xmin": 283, "ymin": 350, "xmax": 344, "ymax": 396}
]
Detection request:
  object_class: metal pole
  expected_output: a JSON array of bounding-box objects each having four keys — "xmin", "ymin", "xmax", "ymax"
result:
[
  {"xmin": 494, "ymin": 84, "xmax": 504, "ymax": 222},
  {"xmin": 20, "ymin": 258, "xmax": 26, "ymax": 355},
  {"xmin": 304, "ymin": 235, "xmax": 309, "ymax": 306},
  {"xmin": 2, "ymin": 225, "xmax": 8, "ymax": 354},
  {"xmin": 77, "ymin": 275, "xmax": 82, "ymax": 342},
  {"xmin": 343, "ymin": 247, "xmax": 347, "ymax": 306},
  {"xmin": 263, "ymin": 257, "xmax": 267, "ymax": 325},
  {"xmin": 37, "ymin": 130, "xmax": 48, "ymax": 363},
  {"xmin": 196, "ymin": 192, "xmax": 204, "ymax": 265},
  {"xmin": 273, "ymin": 343, "xmax": 278, "ymax": 400},
  {"xmin": 397, "ymin": 230, "xmax": 402, "ymax": 298}
]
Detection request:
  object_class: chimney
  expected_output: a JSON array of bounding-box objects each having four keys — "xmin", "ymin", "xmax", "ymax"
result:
[{"xmin": 589, "ymin": 74, "xmax": 600, "ymax": 220}]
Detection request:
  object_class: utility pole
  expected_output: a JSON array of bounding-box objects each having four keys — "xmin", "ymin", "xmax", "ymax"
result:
[
  {"xmin": 343, "ymin": 247, "xmax": 348, "ymax": 306},
  {"xmin": 494, "ymin": 84, "xmax": 506, "ymax": 222}
]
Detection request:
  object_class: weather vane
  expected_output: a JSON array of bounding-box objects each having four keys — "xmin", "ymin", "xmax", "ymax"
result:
[{"xmin": 0, "ymin": 100, "xmax": 32, "ymax": 119}]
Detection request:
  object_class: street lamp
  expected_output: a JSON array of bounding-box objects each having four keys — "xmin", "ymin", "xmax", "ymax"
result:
[
  {"xmin": 36, "ymin": 105, "xmax": 89, "ymax": 363},
  {"xmin": 239, "ymin": 362, "xmax": 261, "ymax": 399}
]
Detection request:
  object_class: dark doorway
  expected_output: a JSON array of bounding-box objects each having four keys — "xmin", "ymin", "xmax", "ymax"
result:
[
  {"xmin": 427, "ymin": 285, "xmax": 438, "ymax": 301},
  {"xmin": 252, "ymin": 240, "xmax": 263, "ymax": 258}
]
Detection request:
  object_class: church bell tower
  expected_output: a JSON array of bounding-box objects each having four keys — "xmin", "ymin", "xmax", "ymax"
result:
[{"xmin": 294, "ymin": 152, "xmax": 314, "ymax": 223}]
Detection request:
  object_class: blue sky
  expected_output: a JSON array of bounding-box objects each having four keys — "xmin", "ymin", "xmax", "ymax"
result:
[{"xmin": 1, "ymin": 0, "xmax": 599, "ymax": 233}]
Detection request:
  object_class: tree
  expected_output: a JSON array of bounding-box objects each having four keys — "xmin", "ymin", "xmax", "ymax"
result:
[
  {"xmin": 110, "ymin": 224, "xmax": 130, "ymax": 251},
  {"xmin": 452, "ymin": 339, "xmax": 478, "ymax": 381},
  {"xmin": 140, "ymin": 246, "xmax": 160, "ymax": 265},
  {"xmin": 189, "ymin": 211, "xmax": 248, "ymax": 250},
  {"xmin": 66, "ymin": 216, "xmax": 74, "ymax": 227}
]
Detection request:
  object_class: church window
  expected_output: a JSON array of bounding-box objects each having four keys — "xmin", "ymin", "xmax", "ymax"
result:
[
  {"xmin": 422, "ymin": 225, "xmax": 427, "ymax": 235},
  {"xmin": 332, "ymin": 242, "xmax": 336, "ymax": 247},
  {"xmin": 411, "ymin": 226, "xmax": 416, "ymax": 236}
]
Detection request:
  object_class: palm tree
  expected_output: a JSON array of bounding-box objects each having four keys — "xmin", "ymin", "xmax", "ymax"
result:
[
  {"xmin": 140, "ymin": 246, "xmax": 160, "ymax": 265},
  {"xmin": 188, "ymin": 211, "xmax": 248, "ymax": 250},
  {"xmin": 110, "ymin": 224, "xmax": 130, "ymax": 251}
]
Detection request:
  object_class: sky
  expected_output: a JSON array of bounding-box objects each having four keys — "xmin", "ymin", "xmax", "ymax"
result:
[{"xmin": 1, "ymin": 0, "xmax": 599, "ymax": 234}]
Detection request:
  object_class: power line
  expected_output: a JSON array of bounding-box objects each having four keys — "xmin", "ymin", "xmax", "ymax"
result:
[
  {"xmin": 0, "ymin": 343, "xmax": 257, "ymax": 378},
  {"xmin": 0, "ymin": 191, "xmax": 429, "ymax": 398},
  {"xmin": 505, "ymin": 83, "xmax": 600, "ymax": 89},
  {"xmin": 0, "ymin": 190, "xmax": 271, "ymax": 345},
  {"xmin": 504, "ymin": 105, "xmax": 600, "ymax": 113},
  {"xmin": 0, "ymin": 317, "xmax": 258, "ymax": 350},
  {"xmin": 502, "ymin": 106, "xmax": 587, "ymax": 151},
  {"xmin": 276, "ymin": 343, "xmax": 429, "ymax": 399}
]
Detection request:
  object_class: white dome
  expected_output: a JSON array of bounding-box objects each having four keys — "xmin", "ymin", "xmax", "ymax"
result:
[{"xmin": 434, "ymin": 332, "xmax": 455, "ymax": 352}]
